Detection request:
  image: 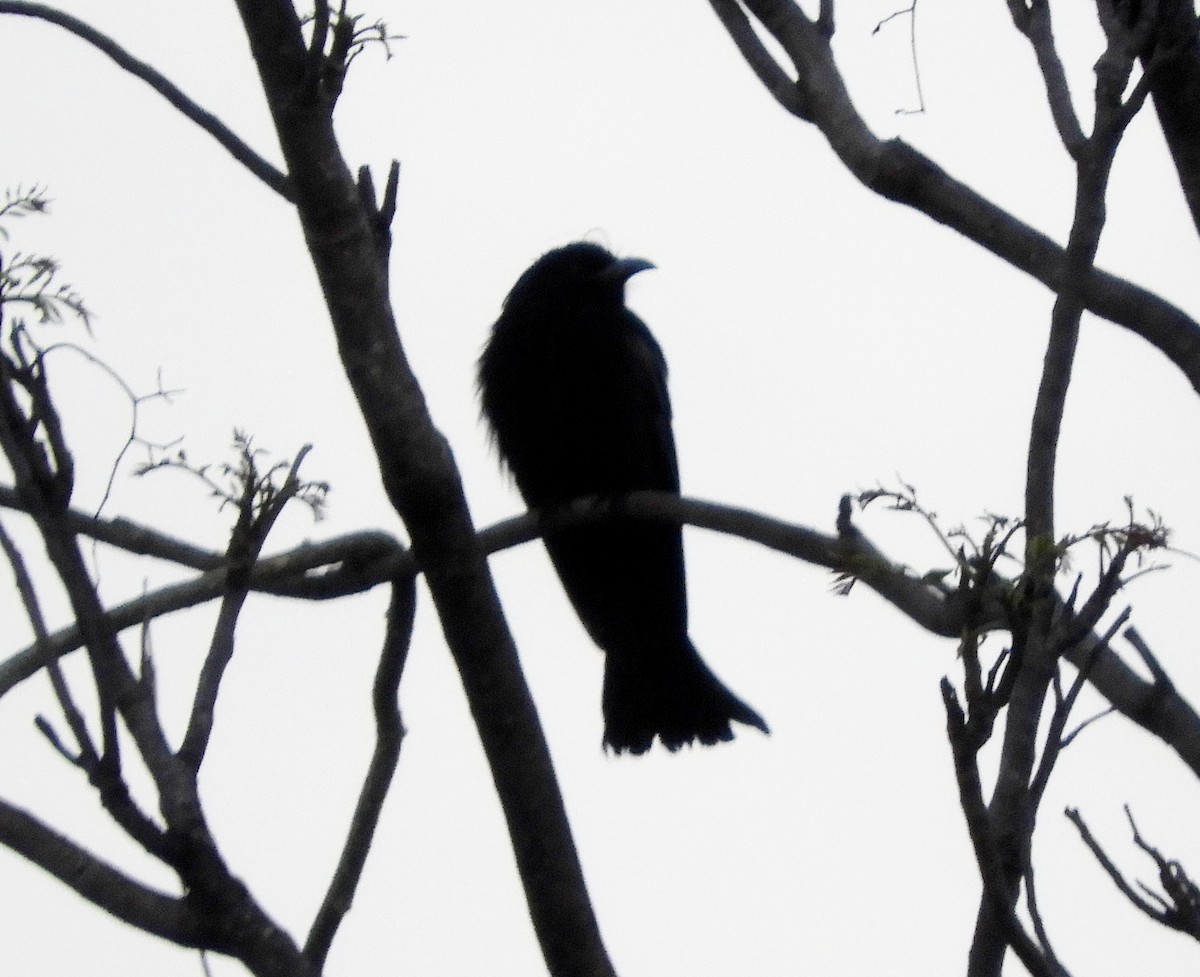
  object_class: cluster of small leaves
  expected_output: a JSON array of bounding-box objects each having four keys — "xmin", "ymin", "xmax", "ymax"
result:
[
  {"xmin": 0, "ymin": 187, "xmax": 92, "ymax": 332},
  {"xmin": 136, "ymin": 430, "xmax": 329, "ymax": 522},
  {"xmin": 1061, "ymin": 496, "xmax": 1169, "ymax": 575},
  {"xmin": 859, "ymin": 483, "xmax": 1168, "ymax": 590},
  {"xmin": 0, "ymin": 184, "xmax": 52, "ymax": 229}
]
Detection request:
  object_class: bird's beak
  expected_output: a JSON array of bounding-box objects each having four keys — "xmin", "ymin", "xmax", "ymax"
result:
[{"xmin": 602, "ymin": 257, "xmax": 656, "ymax": 283}]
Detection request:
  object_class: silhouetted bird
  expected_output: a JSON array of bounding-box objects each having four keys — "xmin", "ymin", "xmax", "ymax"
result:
[{"xmin": 478, "ymin": 242, "xmax": 767, "ymax": 754}]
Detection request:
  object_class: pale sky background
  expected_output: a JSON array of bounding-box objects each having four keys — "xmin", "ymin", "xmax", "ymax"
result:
[{"xmin": 2, "ymin": 2, "xmax": 1200, "ymax": 975}]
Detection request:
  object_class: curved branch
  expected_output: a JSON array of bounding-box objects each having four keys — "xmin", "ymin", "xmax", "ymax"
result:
[
  {"xmin": 305, "ymin": 575, "xmax": 416, "ymax": 968},
  {"xmin": 709, "ymin": 0, "xmax": 1200, "ymax": 393},
  {"xmin": 8, "ymin": 488, "xmax": 1199, "ymax": 783},
  {"xmin": 0, "ymin": 483, "xmax": 225, "ymax": 569},
  {"xmin": 0, "ymin": 2, "xmax": 295, "ymax": 202},
  {"xmin": 0, "ymin": 530, "xmax": 405, "ymax": 696}
]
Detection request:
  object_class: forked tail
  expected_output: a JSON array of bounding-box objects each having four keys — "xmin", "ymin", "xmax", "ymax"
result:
[{"xmin": 601, "ymin": 637, "xmax": 768, "ymax": 754}]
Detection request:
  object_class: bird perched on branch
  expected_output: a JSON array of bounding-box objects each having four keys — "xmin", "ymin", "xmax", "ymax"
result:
[{"xmin": 478, "ymin": 241, "xmax": 767, "ymax": 754}]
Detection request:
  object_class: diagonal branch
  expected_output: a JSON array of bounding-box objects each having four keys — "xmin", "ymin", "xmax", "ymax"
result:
[
  {"xmin": 0, "ymin": 796, "xmax": 224, "ymax": 951},
  {"xmin": 0, "ymin": 1, "xmax": 295, "ymax": 202},
  {"xmin": 706, "ymin": 0, "xmax": 1200, "ymax": 394},
  {"xmin": 0, "ymin": 530, "xmax": 406, "ymax": 696},
  {"xmin": 178, "ymin": 447, "xmax": 311, "ymax": 770},
  {"xmin": 234, "ymin": 6, "xmax": 615, "ymax": 975}
]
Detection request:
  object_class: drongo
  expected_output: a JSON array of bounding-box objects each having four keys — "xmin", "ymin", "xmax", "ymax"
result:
[{"xmin": 478, "ymin": 241, "xmax": 767, "ymax": 754}]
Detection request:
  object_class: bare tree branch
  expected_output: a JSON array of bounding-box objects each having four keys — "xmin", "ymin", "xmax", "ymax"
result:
[
  {"xmin": 305, "ymin": 575, "xmax": 416, "ymax": 968},
  {"xmin": 178, "ymin": 446, "xmax": 310, "ymax": 770},
  {"xmin": 0, "ymin": 1, "xmax": 295, "ymax": 202},
  {"xmin": 706, "ymin": 0, "xmax": 1200, "ymax": 395},
  {"xmin": 941, "ymin": 681, "xmax": 1071, "ymax": 977},
  {"xmin": 0, "ymin": 797, "xmax": 220, "ymax": 951},
  {"xmin": 232, "ymin": 5, "xmax": 615, "ymax": 974},
  {"xmin": 1007, "ymin": 0, "xmax": 1087, "ymax": 155}
]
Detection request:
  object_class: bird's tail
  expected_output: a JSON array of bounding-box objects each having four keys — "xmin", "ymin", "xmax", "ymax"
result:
[{"xmin": 601, "ymin": 638, "xmax": 768, "ymax": 755}]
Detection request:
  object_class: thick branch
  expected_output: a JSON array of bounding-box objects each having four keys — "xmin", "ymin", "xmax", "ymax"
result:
[
  {"xmin": 0, "ymin": 797, "xmax": 221, "ymax": 951},
  {"xmin": 233, "ymin": 6, "xmax": 614, "ymax": 975},
  {"xmin": 707, "ymin": 0, "xmax": 1200, "ymax": 393}
]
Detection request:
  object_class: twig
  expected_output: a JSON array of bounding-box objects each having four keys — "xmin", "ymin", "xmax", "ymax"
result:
[
  {"xmin": 873, "ymin": 1, "xmax": 924, "ymax": 114},
  {"xmin": 1065, "ymin": 806, "xmax": 1189, "ymax": 932}
]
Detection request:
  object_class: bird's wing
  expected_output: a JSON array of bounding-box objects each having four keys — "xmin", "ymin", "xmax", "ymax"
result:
[{"xmin": 619, "ymin": 312, "xmax": 680, "ymax": 494}]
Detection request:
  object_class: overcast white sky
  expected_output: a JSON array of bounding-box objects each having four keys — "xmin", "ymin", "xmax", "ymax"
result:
[{"xmin": 2, "ymin": 2, "xmax": 1200, "ymax": 975}]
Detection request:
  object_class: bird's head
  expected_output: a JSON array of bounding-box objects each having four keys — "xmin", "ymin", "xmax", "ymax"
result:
[{"xmin": 504, "ymin": 242, "xmax": 655, "ymax": 313}]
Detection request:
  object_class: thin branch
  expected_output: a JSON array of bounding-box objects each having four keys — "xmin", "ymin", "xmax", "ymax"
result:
[
  {"xmin": 1023, "ymin": 856, "xmax": 1065, "ymax": 977},
  {"xmin": 941, "ymin": 680, "xmax": 1070, "ymax": 977},
  {"xmin": 1124, "ymin": 625, "xmax": 1174, "ymax": 692},
  {"xmin": 1065, "ymin": 806, "xmax": 1197, "ymax": 933},
  {"xmin": 706, "ymin": 0, "xmax": 807, "ymax": 115},
  {"xmin": 817, "ymin": 0, "xmax": 834, "ymax": 38},
  {"xmin": 1, "ymin": 503, "xmax": 167, "ymax": 860},
  {"xmin": 178, "ymin": 446, "xmax": 311, "ymax": 770},
  {"xmin": 305, "ymin": 575, "xmax": 416, "ymax": 967},
  {"xmin": 0, "ymin": 517, "xmax": 95, "ymax": 761},
  {"xmin": 1024, "ymin": 159, "xmax": 1110, "ymax": 544},
  {"xmin": 0, "ymin": 530, "xmax": 405, "ymax": 697},
  {"xmin": 1007, "ymin": 0, "xmax": 1087, "ymax": 155},
  {"xmin": 0, "ymin": 2, "xmax": 295, "ymax": 202},
  {"xmin": 1030, "ymin": 608, "xmax": 1129, "ymax": 808},
  {"xmin": 0, "ymin": 482, "xmax": 229, "ymax": 569},
  {"xmin": 1127, "ymin": 805, "xmax": 1200, "ymax": 938}
]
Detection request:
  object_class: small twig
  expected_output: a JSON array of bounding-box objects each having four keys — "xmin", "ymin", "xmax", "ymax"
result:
[
  {"xmin": 1066, "ymin": 806, "xmax": 1169, "ymax": 921},
  {"xmin": 873, "ymin": 1, "xmax": 924, "ymax": 114},
  {"xmin": 1029, "ymin": 607, "xmax": 1129, "ymax": 808},
  {"xmin": 1126, "ymin": 806, "xmax": 1200, "ymax": 938},
  {"xmin": 31, "ymin": 341, "xmax": 184, "ymax": 519},
  {"xmin": 1060, "ymin": 705, "xmax": 1115, "ymax": 748}
]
